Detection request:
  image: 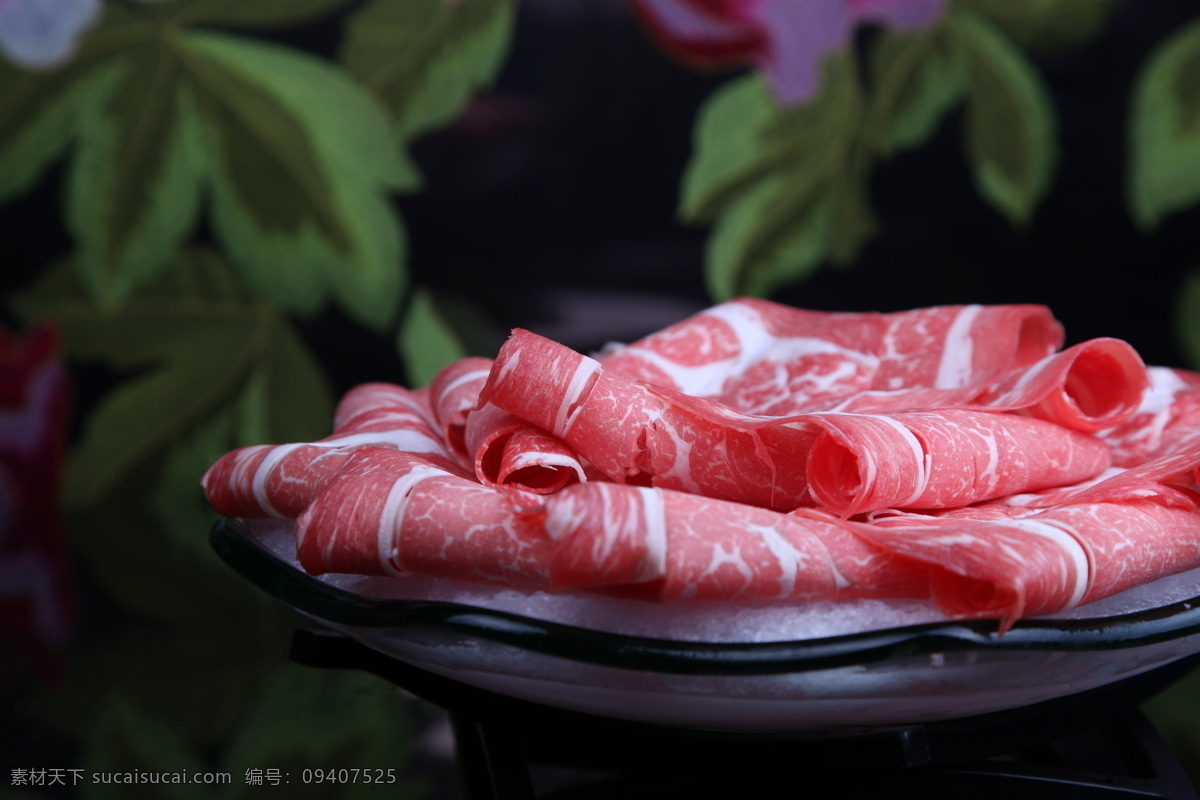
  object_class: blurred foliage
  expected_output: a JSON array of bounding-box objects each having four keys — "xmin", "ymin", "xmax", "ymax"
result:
[
  {"xmin": 2, "ymin": 0, "xmax": 1200, "ymax": 795},
  {"xmin": 684, "ymin": 1, "xmax": 1069, "ymax": 300},
  {"xmin": 679, "ymin": 0, "xmax": 1199, "ymax": 300},
  {"xmin": 341, "ymin": 0, "xmax": 515, "ymax": 141},
  {"xmin": 682, "ymin": 52, "xmax": 869, "ymax": 300},
  {"xmin": 0, "ymin": 0, "xmax": 411, "ymax": 329},
  {"xmin": 1129, "ymin": 16, "xmax": 1200, "ymax": 230},
  {"xmin": 397, "ymin": 288, "xmax": 472, "ymax": 387},
  {"xmin": 957, "ymin": 0, "xmax": 1115, "ymax": 52},
  {"xmin": 1, "ymin": 0, "xmax": 514, "ymax": 795},
  {"xmin": 13, "ymin": 250, "xmax": 334, "ymax": 508}
]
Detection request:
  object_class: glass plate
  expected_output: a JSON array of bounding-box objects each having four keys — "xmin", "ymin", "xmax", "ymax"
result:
[{"xmin": 210, "ymin": 517, "xmax": 1200, "ymax": 732}]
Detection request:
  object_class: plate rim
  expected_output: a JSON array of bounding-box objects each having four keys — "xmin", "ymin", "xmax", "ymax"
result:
[{"xmin": 209, "ymin": 517, "xmax": 1200, "ymax": 677}]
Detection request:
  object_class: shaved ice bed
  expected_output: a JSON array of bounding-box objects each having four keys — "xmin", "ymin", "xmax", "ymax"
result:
[{"xmin": 205, "ymin": 299, "xmax": 1200, "ymax": 635}]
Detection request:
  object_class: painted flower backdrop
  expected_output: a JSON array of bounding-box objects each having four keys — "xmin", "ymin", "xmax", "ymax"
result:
[
  {"xmin": 631, "ymin": 0, "xmax": 947, "ymax": 105},
  {"xmin": 2, "ymin": 0, "xmax": 1200, "ymax": 796}
]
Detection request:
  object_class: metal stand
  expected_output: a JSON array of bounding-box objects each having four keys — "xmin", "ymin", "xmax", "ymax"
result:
[{"xmin": 289, "ymin": 627, "xmax": 1200, "ymax": 800}]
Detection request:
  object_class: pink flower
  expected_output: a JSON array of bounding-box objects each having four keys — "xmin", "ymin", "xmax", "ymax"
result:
[
  {"xmin": 631, "ymin": 0, "xmax": 946, "ymax": 104},
  {"xmin": 0, "ymin": 322, "xmax": 74, "ymax": 685},
  {"xmin": 0, "ymin": 0, "xmax": 100, "ymax": 70}
]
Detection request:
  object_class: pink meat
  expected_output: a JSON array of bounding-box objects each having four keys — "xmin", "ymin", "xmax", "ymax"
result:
[
  {"xmin": 600, "ymin": 298, "xmax": 886, "ymax": 412},
  {"xmin": 804, "ymin": 409, "xmax": 1111, "ymax": 515},
  {"xmin": 201, "ymin": 444, "xmax": 277, "ymax": 518},
  {"xmin": 1038, "ymin": 495, "xmax": 1200, "ymax": 603},
  {"xmin": 975, "ymin": 337, "xmax": 1147, "ymax": 432},
  {"xmin": 1099, "ymin": 366, "xmax": 1200, "ymax": 466},
  {"xmin": 334, "ymin": 382, "xmax": 438, "ymax": 432},
  {"xmin": 428, "ymin": 356, "xmax": 494, "ymax": 466},
  {"xmin": 429, "ymin": 355, "xmax": 591, "ymax": 494},
  {"xmin": 464, "ymin": 403, "xmax": 586, "ymax": 493},
  {"xmin": 202, "ymin": 384, "xmax": 454, "ymax": 518},
  {"xmin": 200, "ymin": 299, "xmax": 1200, "ymax": 630},
  {"xmin": 484, "ymin": 329, "xmax": 1110, "ymax": 514},
  {"xmin": 543, "ymin": 482, "xmax": 667, "ymax": 590},
  {"xmin": 848, "ymin": 479, "xmax": 1200, "ymax": 630},
  {"xmin": 872, "ymin": 303, "xmax": 1064, "ymax": 391},
  {"xmin": 543, "ymin": 482, "xmax": 929, "ymax": 601},
  {"xmin": 482, "ymin": 329, "xmax": 818, "ymax": 509},
  {"xmin": 599, "ymin": 299, "xmax": 1064, "ymax": 416},
  {"xmin": 296, "ymin": 448, "xmax": 552, "ymax": 587},
  {"xmin": 832, "ymin": 337, "xmax": 1147, "ymax": 433},
  {"xmin": 1008, "ymin": 427, "xmax": 1200, "ymax": 511},
  {"xmin": 846, "ymin": 513, "xmax": 1091, "ymax": 630}
]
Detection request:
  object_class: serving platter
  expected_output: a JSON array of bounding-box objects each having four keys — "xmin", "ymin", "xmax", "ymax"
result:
[{"xmin": 210, "ymin": 517, "xmax": 1200, "ymax": 732}]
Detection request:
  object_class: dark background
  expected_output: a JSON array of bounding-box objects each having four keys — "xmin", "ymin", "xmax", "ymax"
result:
[
  {"xmin": 4, "ymin": 1, "xmax": 1199, "ymax": 374},
  {"xmin": 391, "ymin": 0, "xmax": 1200, "ymax": 369},
  {"xmin": 3, "ymin": 1, "xmax": 1200, "ymax": 796}
]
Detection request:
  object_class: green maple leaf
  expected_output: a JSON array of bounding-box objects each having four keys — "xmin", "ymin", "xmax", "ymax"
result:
[
  {"xmin": 958, "ymin": 0, "xmax": 1114, "ymax": 53},
  {"xmin": 0, "ymin": 2, "xmax": 413, "ymax": 330},
  {"xmin": 951, "ymin": 8, "xmax": 1057, "ymax": 226},
  {"xmin": 1128, "ymin": 18, "xmax": 1200, "ymax": 229},
  {"xmin": 866, "ymin": 24, "xmax": 965, "ymax": 156},
  {"xmin": 397, "ymin": 287, "xmax": 472, "ymax": 387},
  {"xmin": 181, "ymin": 29, "xmax": 416, "ymax": 328},
  {"xmin": 12, "ymin": 251, "xmax": 334, "ymax": 508},
  {"xmin": 680, "ymin": 57, "xmax": 867, "ymax": 300},
  {"xmin": 341, "ymin": 0, "xmax": 517, "ymax": 140},
  {"xmin": 705, "ymin": 172, "xmax": 837, "ymax": 301}
]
